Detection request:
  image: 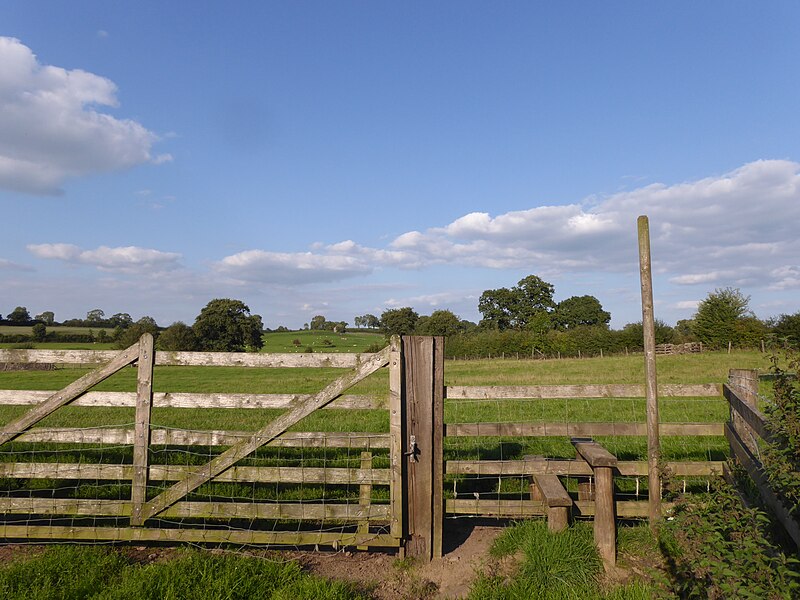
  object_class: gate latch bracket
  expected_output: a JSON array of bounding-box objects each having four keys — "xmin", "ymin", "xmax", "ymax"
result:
[{"xmin": 404, "ymin": 434, "xmax": 419, "ymax": 463}]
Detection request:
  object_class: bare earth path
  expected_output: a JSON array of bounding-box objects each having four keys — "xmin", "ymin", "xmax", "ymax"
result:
[{"xmin": 291, "ymin": 521, "xmax": 505, "ymax": 599}]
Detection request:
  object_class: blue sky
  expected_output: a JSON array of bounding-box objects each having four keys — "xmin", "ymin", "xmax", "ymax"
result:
[{"xmin": 1, "ymin": 2, "xmax": 799, "ymax": 329}]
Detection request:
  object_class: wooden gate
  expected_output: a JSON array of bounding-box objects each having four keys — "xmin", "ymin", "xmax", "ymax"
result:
[{"xmin": 0, "ymin": 335, "xmax": 409, "ymax": 549}]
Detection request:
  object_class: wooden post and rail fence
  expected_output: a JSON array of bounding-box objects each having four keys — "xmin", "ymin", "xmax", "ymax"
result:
[{"xmin": 1, "ymin": 338, "xmax": 788, "ymax": 565}]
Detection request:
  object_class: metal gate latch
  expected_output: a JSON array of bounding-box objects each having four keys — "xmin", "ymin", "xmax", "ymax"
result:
[{"xmin": 404, "ymin": 434, "xmax": 419, "ymax": 463}]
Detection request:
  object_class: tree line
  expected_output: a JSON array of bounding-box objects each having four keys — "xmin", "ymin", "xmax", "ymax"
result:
[
  {"xmin": 1, "ymin": 299, "xmax": 264, "ymax": 353},
  {"xmin": 361, "ymin": 276, "xmax": 800, "ymax": 357}
]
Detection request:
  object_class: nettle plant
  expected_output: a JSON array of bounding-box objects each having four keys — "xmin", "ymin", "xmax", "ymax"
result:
[{"xmin": 763, "ymin": 352, "xmax": 800, "ymax": 515}]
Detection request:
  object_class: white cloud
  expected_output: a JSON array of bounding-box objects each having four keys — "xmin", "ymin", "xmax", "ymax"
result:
[
  {"xmin": 0, "ymin": 258, "xmax": 34, "ymax": 272},
  {"xmin": 675, "ymin": 300, "xmax": 700, "ymax": 310},
  {"xmin": 27, "ymin": 243, "xmax": 181, "ymax": 273},
  {"xmin": 0, "ymin": 37, "xmax": 170, "ymax": 194},
  {"xmin": 211, "ymin": 159, "xmax": 800, "ymax": 295}
]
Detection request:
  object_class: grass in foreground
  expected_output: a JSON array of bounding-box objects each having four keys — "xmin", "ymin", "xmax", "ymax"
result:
[
  {"xmin": 468, "ymin": 520, "xmax": 657, "ymax": 599},
  {"xmin": 0, "ymin": 546, "xmax": 369, "ymax": 600}
]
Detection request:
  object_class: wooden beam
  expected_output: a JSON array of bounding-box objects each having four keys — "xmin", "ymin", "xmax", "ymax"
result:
[
  {"xmin": 0, "ymin": 349, "xmax": 366, "ymax": 368},
  {"xmin": 444, "ymin": 499, "xmax": 665, "ymax": 519},
  {"xmin": 0, "ymin": 462, "xmax": 391, "ymax": 484},
  {"xmin": 137, "ymin": 347, "xmax": 390, "ymax": 522},
  {"xmin": 445, "ymin": 422, "xmax": 723, "ymax": 437},
  {"xmin": 388, "ymin": 336, "xmax": 403, "ymax": 541},
  {"xmin": 445, "ymin": 459, "xmax": 723, "ymax": 477},
  {"xmin": 0, "ymin": 497, "xmax": 391, "ymax": 521},
  {"xmin": 0, "ymin": 390, "xmax": 384, "ymax": 410},
  {"xmin": 0, "ymin": 525, "xmax": 402, "ymax": 547},
  {"xmin": 11, "ymin": 427, "xmax": 390, "ymax": 448},
  {"xmin": 724, "ymin": 384, "xmax": 769, "ymax": 441},
  {"xmin": 0, "ymin": 342, "xmax": 140, "ymax": 446},
  {"xmin": 572, "ymin": 439, "xmax": 618, "ymax": 468},
  {"xmin": 131, "ymin": 334, "xmax": 154, "ymax": 526},
  {"xmin": 446, "ymin": 383, "xmax": 719, "ymax": 399}
]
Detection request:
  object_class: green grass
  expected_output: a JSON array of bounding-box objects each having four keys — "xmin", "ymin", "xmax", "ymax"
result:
[
  {"xmin": 0, "ymin": 546, "xmax": 370, "ymax": 600},
  {"xmin": 468, "ymin": 520, "xmax": 658, "ymax": 599},
  {"xmin": 0, "ymin": 342, "xmax": 116, "ymax": 349},
  {"xmin": 261, "ymin": 330, "xmax": 384, "ymax": 353}
]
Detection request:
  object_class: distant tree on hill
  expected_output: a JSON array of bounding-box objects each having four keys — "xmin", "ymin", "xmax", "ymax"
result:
[
  {"xmin": 35, "ymin": 311, "xmax": 55, "ymax": 325},
  {"xmin": 693, "ymin": 288, "xmax": 753, "ymax": 349},
  {"xmin": 479, "ymin": 275, "xmax": 555, "ymax": 330},
  {"xmin": 354, "ymin": 314, "xmax": 380, "ymax": 329},
  {"xmin": 416, "ymin": 310, "xmax": 462, "ymax": 337},
  {"xmin": 109, "ymin": 313, "xmax": 133, "ymax": 328},
  {"xmin": 553, "ymin": 295, "xmax": 611, "ymax": 330},
  {"xmin": 7, "ymin": 306, "xmax": 31, "ymax": 324},
  {"xmin": 310, "ymin": 315, "xmax": 327, "ymax": 330},
  {"xmin": 193, "ymin": 298, "xmax": 264, "ymax": 352},
  {"xmin": 86, "ymin": 308, "xmax": 105, "ymax": 323},
  {"xmin": 157, "ymin": 322, "xmax": 198, "ymax": 351},
  {"xmin": 114, "ymin": 316, "xmax": 160, "ymax": 349},
  {"xmin": 381, "ymin": 307, "xmax": 419, "ymax": 336},
  {"xmin": 770, "ymin": 312, "xmax": 800, "ymax": 348}
]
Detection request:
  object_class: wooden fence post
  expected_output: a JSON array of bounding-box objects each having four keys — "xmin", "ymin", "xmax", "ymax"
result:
[
  {"xmin": 729, "ymin": 369, "xmax": 760, "ymax": 457},
  {"xmin": 402, "ymin": 336, "xmax": 445, "ymax": 561},
  {"xmin": 638, "ymin": 215, "xmax": 661, "ymax": 528},
  {"xmin": 131, "ymin": 333, "xmax": 154, "ymax": 526},
  {"xmin": 389, "ymin": 336, "xmax": 404, "ymax": 544}
]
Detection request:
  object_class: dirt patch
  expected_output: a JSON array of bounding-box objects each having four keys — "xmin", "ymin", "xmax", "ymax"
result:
[{"xmin": 288, "ymin": 520, "xmax": 505, "ymax": 599}]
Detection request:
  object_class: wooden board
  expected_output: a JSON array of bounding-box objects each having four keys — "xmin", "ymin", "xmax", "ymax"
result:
[
  {"xmin": 445, "ymin": 422, "xmax": 723, "ymax": 437},
  {"xmin": 723, "ymin": 384, "xmax": 770, "ymax": 441},
  {"xmin": 0, "ymin": 497, "xmax": 391, "ymax": 520},
  {"xmin": 11, "ymin": 427, "xmax": 390, "ymax": 448},
  {"xmin": 446, "ymin": 383, "xmax": 720, "ymax": 399},
  {"xmin": 444, "ymin": 499, "xmax": 666, "ymax": 518},
  {"xmin": 533, "ymin": 474, "xmax": 572, "ymax": 507},
  {"xmin": 445, "ymin": 459, "xmax": 723, "ymax": 477},
  {"xmin": 0, "ymin": 349, "xmax": 366, "ymax": 368},
  {"xmin": 0, "ymin": 391, "xmax": 385, "ymax": 410},
  {"xmin": 0, "ymin": 525, "xmax": 401, "ymax": 547},
  {"xmin": 573, "ymin": 440, "xmax": 618, "ymax": 468},
  {"xmin": 0, "ymin": 462, "xmax": 391, "ymax": 485}
]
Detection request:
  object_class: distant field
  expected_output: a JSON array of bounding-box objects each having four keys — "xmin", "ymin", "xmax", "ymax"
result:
[
  {"xmin": 261, "ymin": 329, "xmax": 384, "ymax": 353},
  {"xmin": 0, "ymin": 325, "xmax": 108, "ymax": 335},
  {"xmin": 0, "ymin": 342, "xmax": 116, "ymax": 350}
]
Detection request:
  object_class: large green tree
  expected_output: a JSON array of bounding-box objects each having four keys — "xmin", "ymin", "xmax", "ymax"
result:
[
  {"xmin": 771, "ymin": 312, "xmax": 800, "ymax": 348},
  {"xmin": 34, "ymin": 311, "xmax": 55, "ymax": 325},
  {"xmin": 478, "ymin": 275, "xmax": 555, "ymax": 330},
  {"xmin": 416, "ymin": 309, "xmax": 462, "ymax": 337},
  {"xmin": 380, "ymin": 307, "xmax": 419, "ymax": 336},
  {"xmin": 7, "ymin": 306, "xmax": 30, "ymax": 324},
  {"xmin": 114, "ymin": 316, "xmax": 160, "ymax": 349},
  {"xmin": 157, "ymin": 322, "xmax": 199, "ymax": 351},
  {"xmin": 692, "ymin": 287, "xmax": 753, "ymax": 349},
  {"xmin": 553, "ymin": 295, "xmax": 611, "ymax": 330},
  {"xmin": 193, "ymin": 299, "xmax": 264, "ymax": 352}
]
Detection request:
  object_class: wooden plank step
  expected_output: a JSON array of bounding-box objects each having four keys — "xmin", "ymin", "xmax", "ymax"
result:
[
  {"xmin": 571, "ymin": 438, "xmax": 617, "ymax": 468},
  {"xmin": 533, "ymin": 473, "xmax": 572, "ymax": 507}
]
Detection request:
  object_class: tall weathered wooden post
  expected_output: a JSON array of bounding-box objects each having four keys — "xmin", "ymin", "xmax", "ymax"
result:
[
  {"xmin": 402, "ymin": 336, "xmax": 445, "ymax": 561},
  {"xmin": 638, "ymin": 216, "xmax": 661, "ymax": 527}
]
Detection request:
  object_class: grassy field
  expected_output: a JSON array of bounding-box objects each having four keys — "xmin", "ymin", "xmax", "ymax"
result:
[
  {"xmin": 0, "ymin": 349, "xmax": 782, "ymax": 598},
  {"xmin": 0, "ymin": 325, "xmax": 105, "ymax": 335},
  {"xmin": 261, "ymin": 329, "xmax": 384, "ymax": 353}
]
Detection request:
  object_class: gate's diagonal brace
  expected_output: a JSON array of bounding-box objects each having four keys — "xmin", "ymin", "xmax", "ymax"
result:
[
  {"xmin": 0, "ymin": 342, "xmax": 141, "ymax": 447},
  {"xmin": 135, "ymin": 346, "xmax": 391, "ymax": 524}
]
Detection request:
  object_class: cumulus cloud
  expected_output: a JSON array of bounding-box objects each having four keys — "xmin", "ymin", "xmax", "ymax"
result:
[
  {"xmin": 212, "ymin": 159, "xmax": 800, "ymax": 292},
  {"xmin": 214, "ymin": 241, "xmax": 415, "ymax": 285},
  {"xmin": 27, "ymin": 243, "xmax": 181, "ymax": 273},
  {"xmin": 0, "ymin": 37, "xmax": 170, "ymax": 194}
]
